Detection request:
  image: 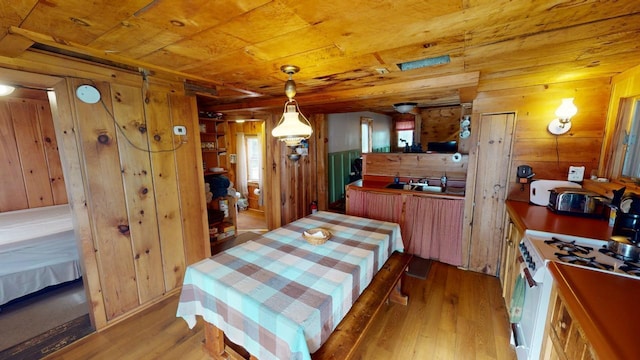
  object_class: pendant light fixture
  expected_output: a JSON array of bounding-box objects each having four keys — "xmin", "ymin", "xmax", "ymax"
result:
[{"xmin": 271, "ymin": 65, "xmax": 313, "ymax": 156}]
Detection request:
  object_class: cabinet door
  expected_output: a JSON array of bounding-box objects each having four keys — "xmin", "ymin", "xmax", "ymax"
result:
[
  {"xmin": 501, "ymin": 219, "xmax": 522, "ymax": 304},
  {"xmin": 545, "ymin": 286, "xmax": 597, "ymax": 360}
]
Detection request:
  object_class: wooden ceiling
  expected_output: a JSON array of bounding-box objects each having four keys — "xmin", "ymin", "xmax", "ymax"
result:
[{"xmin": 1, "ymin": 0, "xmax": 640, "ymax": 116}]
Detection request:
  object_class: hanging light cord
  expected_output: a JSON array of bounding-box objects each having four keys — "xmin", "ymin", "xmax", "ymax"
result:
[{"xmin": 86, "ymin": 76, "xmax": 183, "ymax": 153}]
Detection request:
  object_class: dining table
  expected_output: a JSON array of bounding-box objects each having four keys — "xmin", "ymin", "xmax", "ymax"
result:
[{"xmin": 176, "ymin": 211, "xmax": 405, "ymax": 360}]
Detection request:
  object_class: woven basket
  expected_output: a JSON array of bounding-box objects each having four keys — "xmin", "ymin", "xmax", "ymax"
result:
[{"xmin": 302, "ymin": 228, "xmax": 332, "ymax": 245}]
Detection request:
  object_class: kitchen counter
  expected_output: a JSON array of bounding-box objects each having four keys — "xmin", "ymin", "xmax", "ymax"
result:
[
  {"xmin": 348, "ymin": 178, "xmax": 465, "ymax": 200},
  {"xmin": 505, "ymin": 199, "xmax": 612, "ymax": 240},
  {"xmin": 548, "ymin": 262, "xmax": 640, "ymax": 360}
]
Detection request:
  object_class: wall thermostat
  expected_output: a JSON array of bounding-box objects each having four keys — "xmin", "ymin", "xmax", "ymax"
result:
[{"xmin": 76, "ymin": 84, "xmax": 101, "ymax": 104}]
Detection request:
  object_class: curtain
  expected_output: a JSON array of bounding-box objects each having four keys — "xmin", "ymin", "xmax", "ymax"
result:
[
  {"xmin": 403, "ymin": 196, "xmax": 464, "ymax": 266},
  {"xmin": 396, "ymin": 119, "xmax": 416, "ymax": 131},
  {"xmin": 346, "ymin": 189, "xmax": 403, "ymax": 223},
  {"xmin": 257, "ymin": 133, "xmax": 264, "ymax": 206},
  {"xmin": 236, "ymin": 132, "xmax": 248, "ymax": 197}
]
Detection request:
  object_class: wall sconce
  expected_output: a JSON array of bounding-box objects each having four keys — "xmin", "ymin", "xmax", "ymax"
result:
[
  {"xmin": 0, "ymin": 84, "xmax": 16, "ymax": 96},
  {"xmin": 271, "ymin": 65, "xmax": 313, "ymax": 160},
  {"xmin": 548, "ymin": 98, "xmax": 578, "ymax": 135}
]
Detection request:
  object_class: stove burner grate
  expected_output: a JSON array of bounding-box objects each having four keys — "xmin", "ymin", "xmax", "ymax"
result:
[
  {"xmin": 598, "ymin": 247, "xmax": 637, "ymax": 262},
  {"xmin": 619, "ymin": 260, "xmax": 640, "ymax": 277},
  {"xmin": 555, "ymin": 251, "xmax": 614, "ymax": 271},
  {"xmin": 545, "ymin": 238, "xmax": 593, "ymax": 255}
]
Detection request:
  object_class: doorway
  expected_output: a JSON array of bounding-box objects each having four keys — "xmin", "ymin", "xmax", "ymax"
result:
[
  {"xmin": 230, "ymin": 120, "xmax": 268, "ymax": 234},
  {"xmin": 0, "ymin": 82, "xmax": 93, "ymax": 354}
]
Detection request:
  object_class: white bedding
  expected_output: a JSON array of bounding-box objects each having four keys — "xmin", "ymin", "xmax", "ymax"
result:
[{"xmin": 0, "ymin": 205, "xmax": 81, "ymax": 306}]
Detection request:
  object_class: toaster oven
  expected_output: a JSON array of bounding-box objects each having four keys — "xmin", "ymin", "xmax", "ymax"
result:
[{"xmin": 547, "ymin": 187, "xmax": 609, "ymax": 218}]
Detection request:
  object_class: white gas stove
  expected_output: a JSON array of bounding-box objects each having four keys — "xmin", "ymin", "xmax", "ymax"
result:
[{"xmin": 512, "ymin": 229, "xmax": 640, "ymax": 360}]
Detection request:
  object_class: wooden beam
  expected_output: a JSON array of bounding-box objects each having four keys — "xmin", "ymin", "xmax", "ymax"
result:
[
  {"xmin": 0, "ymin": 32, "xmax": 34, "ymax": 57},
  {"xmin": 213, "ymin": 72, "xmax": 480, "ymax": 111},
  {"xmin": 7, "ymin": 26, "xmax": 261, "ymax": 97}
]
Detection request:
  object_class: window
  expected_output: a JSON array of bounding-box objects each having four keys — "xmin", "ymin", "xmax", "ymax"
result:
[
  {"xmin": 360, "ymin": 117, "xmax": 372, "ymax": 153},
  {"xmin": 397, "ymin": 130, "xmax": 414, "ymax": 147},
  {"xmin": 395, "ymin": 116, "xmax": 415, "ymax": 147},
  {"xmin": 246, "ymin": 136, "xmax": 260, "ymax": 182}
]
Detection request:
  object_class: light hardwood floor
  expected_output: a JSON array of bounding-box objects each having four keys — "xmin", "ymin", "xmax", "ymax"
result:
[{"xmin": 44, "ymin": 262, "xmax": 516, "ymax": 360}]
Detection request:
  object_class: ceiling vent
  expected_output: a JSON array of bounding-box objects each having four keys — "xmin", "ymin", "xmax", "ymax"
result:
[{"xmin": 397, "ymin": 55, "xmax": 451, "ymax": 71}]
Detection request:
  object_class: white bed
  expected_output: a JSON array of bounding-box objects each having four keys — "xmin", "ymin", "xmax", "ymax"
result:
[{"xmin": 0, "ymin": 205, "xmax": 82, "ymax": 306}]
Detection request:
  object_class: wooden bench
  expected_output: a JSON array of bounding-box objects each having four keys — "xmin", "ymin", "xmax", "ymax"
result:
[{"xmin": 203, "ymin": 251, "xmax": 413, "ymax": 360}]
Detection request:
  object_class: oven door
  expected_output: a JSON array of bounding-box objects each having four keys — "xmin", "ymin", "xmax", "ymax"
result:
[{"xmin": 510, "ymin": 261, "xmax": 553, "ymax": 360}]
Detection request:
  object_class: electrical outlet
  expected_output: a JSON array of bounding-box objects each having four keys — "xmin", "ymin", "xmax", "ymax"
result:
[
  {"xmin": 568, "ymin": 166, "xmax": 585, "ymax": 182},
  {"xmin": 173, "ymin": 125, "xmax": 186, "ymax": 135}
]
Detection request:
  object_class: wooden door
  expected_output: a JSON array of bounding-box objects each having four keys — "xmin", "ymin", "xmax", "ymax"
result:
[{"xmin": 468, "ymin": 113, "xmax": 515, "ymax": 274}]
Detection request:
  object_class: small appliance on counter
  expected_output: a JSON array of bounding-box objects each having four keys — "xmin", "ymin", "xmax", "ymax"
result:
[{"xmin": 547, "ymin": 187, "xmax": 610, "ymax": 218}]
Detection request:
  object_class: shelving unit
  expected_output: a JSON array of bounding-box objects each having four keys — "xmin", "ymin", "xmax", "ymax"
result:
[
  {"xmin": 199, "ymin": 115, "xmax": 236, "ymax": 244},
  {"xmin": 199, "ymin": 116, "xmax": 230, "ymax": 174}
]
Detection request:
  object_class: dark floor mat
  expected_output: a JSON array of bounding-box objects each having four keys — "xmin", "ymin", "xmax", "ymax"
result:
[
  {"xmin": 406, "ymin": 256, "xmax": 432, "ymax": 280},
  {"xmin": 0, "ymin": 314, "xmax": 93, "ymax": 360}
]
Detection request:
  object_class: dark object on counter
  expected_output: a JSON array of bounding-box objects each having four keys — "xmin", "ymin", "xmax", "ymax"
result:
[
  {"xmin": 547, "ymin": 187, "xmax": 610, "ymax": 218},
  {"xmin": 608, "ymin": 235, "xmax": 640, "ymax": 262},
  {"xmin": 611, "ymin": 186, "xmax": 626, "ymax": 209},
  {"xmin": 349, "ymin": 157, "xmax": 362, "ymax": 182},
  {"xmin": 613, "ymin": 213, "xmax": 640, "ymax": 243},
  {"xmin": 427, "ymin": 141, "xmax": 456, "ymax": 153}
]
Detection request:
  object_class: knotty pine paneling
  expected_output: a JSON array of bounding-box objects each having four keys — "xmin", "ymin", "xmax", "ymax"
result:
[
  {"xmin": 266, "ymin": 112, "xmax": 325, "ymax": 226},
  {"xmin": 0, "ymin": 97, "xmax": 67, "ymax": 211},
  {"xmin": 109, "ymin": 82, "xmax": 165, "ymax": 304},
  {"xmin": 72, "ymin": 79, "xmax": 140, "ymax": 320},
  {"xmin": 473, "ymin": 77, "xmax": 611, "ymax": 202},
  {"xmin": 169, "ymin": 93, "xmax": 210, "ymax": 265},
  {"xmin": 419, "ymin": 105, "xmax": 461, "ymax": 145},
  {"xmin": 143, "ymin": 82, "xmax": 187, "ymax": 293}
]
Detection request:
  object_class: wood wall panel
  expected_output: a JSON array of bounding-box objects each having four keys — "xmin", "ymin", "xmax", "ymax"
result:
[
  {"xmin": 72, "ymin": 79, "xmax": 140, "ymax": 320},
  {"xmin": 0, "ymin": 96, "xmax": 68, "ymax": 211},
  {"xmin": 474, "ymin": 77, "xmax": 611, "ymax": 202},
  {"xmin": 110, "ymin": 83, "xmax": 165, "ymax": 304},
  {"xmin": 0, "ymin": 101, "xmax": 28, "ymax": 211},
  {"xmin": 10, "ymin": 101, "xmax": 54, "ymax": 208},
  {"xmin": 37, "ymin": 101, "xmax": 68, "ymax": 204},
  {"xmin": 50, "ymin": 78, "xmax": 107, "ymax": 328},
  {"xmin": 144, "ymin": 83, "xmax": 186, "ymax": 292},
  {"xmin": 420, "ymin": 105, "xmax": 461, "ymax": 145},
  {"xmin": 362, "ymin": 153, "xmax": 468, "ymax": 181},
  {"xmin": 169, "ymin": 93, "xmax": 210, "ymax": 264}
]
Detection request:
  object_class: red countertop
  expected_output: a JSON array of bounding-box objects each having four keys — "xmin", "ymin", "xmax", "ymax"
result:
[
  {"xmin": 506, "ymin": 199, "xmax": 633, "ymax": 359},
  {"xmin": 548, "ymin": 262, "xmax": 640, "ymax": 360},
  {"xmin": 505, "ymin": 199, "xmax": 612, "ymax": 240}
]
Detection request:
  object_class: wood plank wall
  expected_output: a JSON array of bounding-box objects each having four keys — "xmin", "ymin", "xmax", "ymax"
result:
[
  {"xmin": 0, "ymin": 58, "xmax": 209, "ymax": 329},
  {"xmin": 474, "ymin": 78, "xmax": 611, "ymax": 202},
  {"xmin": 0, "ymin": 96, "xmax": 67, "ymax": 211},
  {"xmin": 263, "ymin": 112, "xmax": 327, "ymax": 226}
]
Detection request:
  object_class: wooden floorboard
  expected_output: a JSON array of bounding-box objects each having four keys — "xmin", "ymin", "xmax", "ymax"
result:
[{"xmin": 44, "ymin": 262, "xmax": 516, "ymax": 360}]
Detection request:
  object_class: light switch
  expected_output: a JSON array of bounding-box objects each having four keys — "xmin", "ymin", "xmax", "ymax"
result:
[{"xmin": 173, "ymin": 125, "xmax": 187, "ymax": 135}]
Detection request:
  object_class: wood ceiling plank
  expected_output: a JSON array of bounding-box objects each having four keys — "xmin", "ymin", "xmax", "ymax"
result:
[
  {"xmin": 21, "ymin": 0, "xmax": 151, "ymax": 44},
  {"xmin": 131, "ymin": 0, "xmax": 270, "ymax": 35},
  {"xmin": 217, "ymin": 1, "xmax": 310, "ymax": 44},
  {"xmin": 0, "ymin": 0, "xmax": 37, "ymax": 33},
  {"xmin": 465, "ymin": 1, "xmax": 640, "ymax": 48},
  {"xmin": 88, "ymin": 18, "xmax": 183, "ymax": 59},
  {"xmin": 245, "ymin": 26, "xmax": 337, "ymax": 62}
]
